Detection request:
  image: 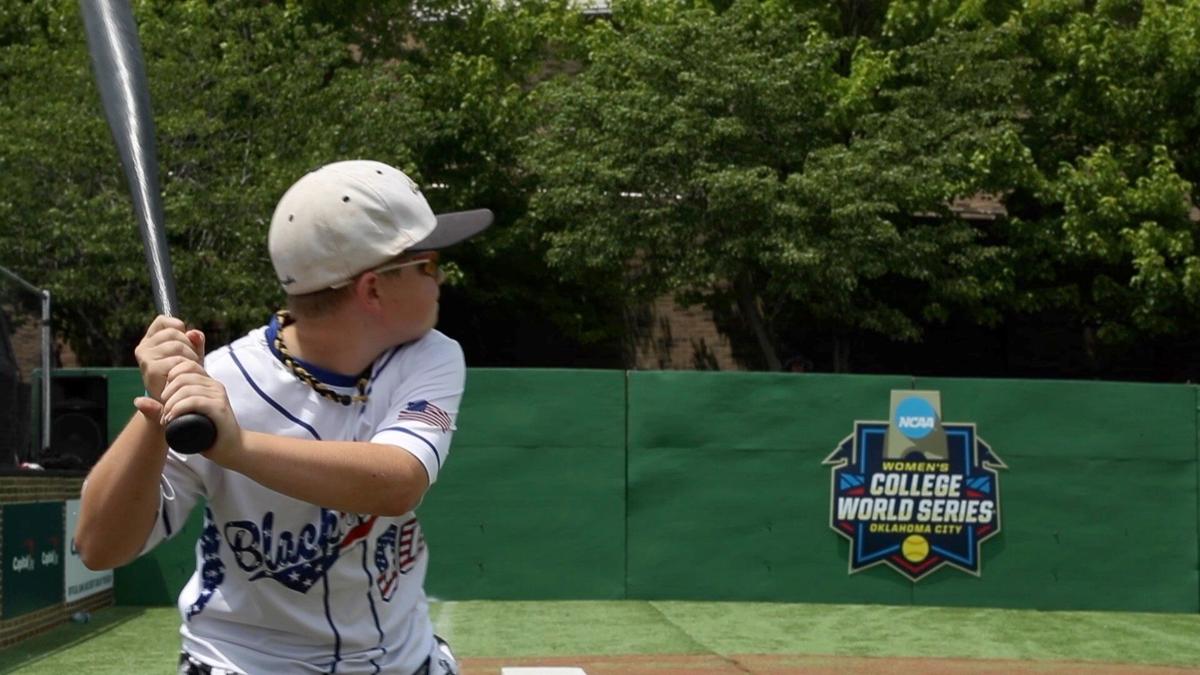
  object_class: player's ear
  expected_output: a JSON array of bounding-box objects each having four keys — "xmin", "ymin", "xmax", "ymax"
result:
[{"xmin": 353, "ymin": 272, "xmax": 386, "ymax": 312}]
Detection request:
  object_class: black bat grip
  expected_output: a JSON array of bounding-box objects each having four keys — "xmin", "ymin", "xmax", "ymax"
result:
[{"xmin": 165, "ymin": 412, "xmax": 218, "ymax": 454}]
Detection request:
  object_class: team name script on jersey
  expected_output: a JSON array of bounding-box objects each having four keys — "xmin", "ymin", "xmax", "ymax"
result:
[
  {"xmin": 224, "ymin": 510, "xmax": 367, "ymax": 575},
  {"xmin": 222, "ymin": 510, "xmax": 421, "ymax": 589}
]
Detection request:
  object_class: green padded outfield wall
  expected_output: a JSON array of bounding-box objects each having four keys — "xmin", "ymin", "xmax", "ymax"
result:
[
  {"xmin": 625, "ymin": 372, "xmax": 915, "ymax": 606},
  {"xmin": 907, "ymin": 377, "xmax": 1199, "ymax": 613},
  {"xmin": 57, "ymin": 368, "xmax": 1200, "ymax": 612},
  {"xmin": 625, "ymin": 372, "xmax": 1200, "ymax": 613},
  {"xmin": 420, "ymin": 369, "xmax": 627, "ymax": 600}
]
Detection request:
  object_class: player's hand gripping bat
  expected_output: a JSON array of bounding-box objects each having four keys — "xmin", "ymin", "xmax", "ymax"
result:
[{"xmin": 81, "ymin": 0, "xmax": 217, "ymax": 454}]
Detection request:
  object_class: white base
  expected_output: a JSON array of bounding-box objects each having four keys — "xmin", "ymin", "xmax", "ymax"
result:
[
  {"xmin": 501, "ymin": 669, "xmax": 588, "ymax": 675},
  {"xmin": 499, "ymin": 662, "xmax": 588, "ymax": 667}
]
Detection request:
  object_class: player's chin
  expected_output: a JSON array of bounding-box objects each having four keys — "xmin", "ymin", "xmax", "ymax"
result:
[{"xmin": 404, "ymin": 311, "xmax": 439, "ymax": 342}]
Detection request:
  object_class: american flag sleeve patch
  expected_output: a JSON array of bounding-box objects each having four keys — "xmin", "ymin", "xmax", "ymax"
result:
[{"xmin": 397, "ymin": 399, "xmax": 454, "ymax": 432}]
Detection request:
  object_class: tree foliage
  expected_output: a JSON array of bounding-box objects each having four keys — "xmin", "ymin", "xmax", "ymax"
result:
[
  {"xmin": 525, "ymin": 1, "xmax": 1034, "ymax": 369},
  {"xmin": 0, "ymin": 0, "xmax": 608, "ymax": 366},
  {"xmin": 2, "ymin": 0, "xmax": 1198, "ymax": 376},
  {"xmin": 526, "ymin": 0, "xmax": 1200, "ymax": 372},
  {"xmin": 1010, "ymin": 0, "xmax": 1200, "ymax": 346},
  {"xmin": 1, "ymin": 0, "xmax": 380, "ymax": 362}
]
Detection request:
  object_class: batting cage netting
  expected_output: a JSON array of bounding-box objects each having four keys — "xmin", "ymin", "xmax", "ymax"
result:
[{"xmin": 0, "ymin": 265, "xmax": 49, "ymax": 468}]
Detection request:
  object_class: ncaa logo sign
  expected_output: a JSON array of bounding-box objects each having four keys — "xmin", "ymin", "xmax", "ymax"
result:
[
  {"xmin": 824, "ymin": 390, "xmax": 1007, "ymax": 581},
  {"xmin": 895, "ymin": 397, "xmax": 937, "ymax": 440}
]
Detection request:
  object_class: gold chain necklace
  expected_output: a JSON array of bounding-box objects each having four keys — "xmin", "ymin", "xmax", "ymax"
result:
[{"xmin": 272, "ymin": 310, "xmax": 369, "ymax": 406}]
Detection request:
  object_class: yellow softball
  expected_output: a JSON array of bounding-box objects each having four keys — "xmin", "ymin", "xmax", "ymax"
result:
[{"xmin": 902, "ymin": 534, "xmax": 929, "ymax": 562}]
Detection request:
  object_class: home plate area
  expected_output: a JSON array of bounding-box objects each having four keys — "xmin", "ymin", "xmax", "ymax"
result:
[{"xmin": 499, "ymin": 662, "xmax": 588, "ymax": 667}]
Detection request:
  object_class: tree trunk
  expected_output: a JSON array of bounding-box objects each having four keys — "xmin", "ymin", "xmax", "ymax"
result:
[
  {"xmin": 735, "ymin": 278, "xmax": 781, "ymax": 371},
  {"xmin": 832, "ymin": 332, "xmax": 851, "ymax": 373},
  {"xmin": 1082, "ymin": 323, "xmax": 1100, "ymax": 377}
]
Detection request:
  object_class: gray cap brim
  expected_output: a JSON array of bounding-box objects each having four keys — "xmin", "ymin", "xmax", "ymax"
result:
[{"xmin": 410, "ymin": 209, "xmax": 494, "ymax": 251}]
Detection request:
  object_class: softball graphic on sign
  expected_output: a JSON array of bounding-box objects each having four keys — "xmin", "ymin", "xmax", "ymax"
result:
[{"xmin": 824, "ymin": 391, "xmax": 1006, "ymax": 581}]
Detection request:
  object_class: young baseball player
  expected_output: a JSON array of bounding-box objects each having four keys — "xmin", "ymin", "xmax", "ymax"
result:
[{"xmin": 74, "ymin": 160, "xmax": 492, "ymax": 675}]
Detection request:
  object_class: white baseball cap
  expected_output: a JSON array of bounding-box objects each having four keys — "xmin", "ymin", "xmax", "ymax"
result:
[{"xmin": 268, "ymin": 160, "xmax": 493, "ymax": 294}]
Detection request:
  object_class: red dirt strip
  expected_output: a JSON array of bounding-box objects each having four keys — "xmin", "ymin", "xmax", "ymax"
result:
[{"xmin": 464, "ymin": 653, "xmax": 1200, "ymax": 674}]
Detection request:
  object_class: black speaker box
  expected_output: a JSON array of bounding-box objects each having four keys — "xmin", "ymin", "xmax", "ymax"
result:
[{"xmin": 46, "ymin": 374, "xmax": 108, "ymax": 470}]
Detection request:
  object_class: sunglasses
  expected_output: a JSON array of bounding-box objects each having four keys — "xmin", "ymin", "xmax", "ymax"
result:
[
  {"xmin": 331, "ymin": 252, "xmax": 441, "ymax": 289},
  {"xmin": 372, "ymin": 252, "xmax": 440, "ymax": 278}
]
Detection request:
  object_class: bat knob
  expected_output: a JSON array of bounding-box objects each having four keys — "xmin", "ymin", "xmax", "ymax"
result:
[{"xmin": 165, "ymin": 413, "xmax": 218, "ymax": 454}]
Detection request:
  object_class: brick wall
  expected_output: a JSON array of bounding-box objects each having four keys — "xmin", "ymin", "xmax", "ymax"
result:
[
  {"xmin": 0, "ymin": 475, "xmax": 85, "ymax": 503},
  {"xmin": 8, "ymin": 319, "xmax": 80, "ymax": 375},
  {"xmin": 0, "ymin": 590, "xmax": 114, "ymax": 648},
  {"xmin": 629, "ymin": 296, "xmax": 742, "ymax": 370}
]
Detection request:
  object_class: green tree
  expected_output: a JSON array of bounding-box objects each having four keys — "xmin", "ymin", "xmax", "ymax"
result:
[
  {"xmin": 1007, "ymin": 0, "xmax": 1200, "ymax": 354},
  {"xmin": 7, "ymin": 0, "xmax": 1199, "ymax": 376},
  {"xmin": 0, "ymin": 0, "xmax": 384, "ymax": 363},
  {"xmin": 0, "ymin": 0, "xmax": 611, "ymax": 366},
  {"xmin": 524, "ymin": 0, "xmax": 1031, "ymax": 370},
  {"xmin": 385, "ymin": 0, "xmax": 627, "ymax": 365},
  {"xmin": 525, "ymin": 1, "xmax": 827, "ymax": 368},
  {"xmin": 783, "ymin": 22, "xmax": 1035, "ymax": 369}
]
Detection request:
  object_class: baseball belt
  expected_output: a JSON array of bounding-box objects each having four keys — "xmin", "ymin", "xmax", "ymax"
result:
[{"xmin": 177, "ymin": 652, "xmax": 431, "ymax": 675}]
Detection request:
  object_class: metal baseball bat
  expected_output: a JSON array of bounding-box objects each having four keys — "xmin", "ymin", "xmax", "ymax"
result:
[{"xmin": 81, "ymin": 0, "xmax": 216, "ymax": 454}]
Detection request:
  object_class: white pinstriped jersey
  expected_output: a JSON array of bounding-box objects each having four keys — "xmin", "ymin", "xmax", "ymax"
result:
[{"xmin": 142, "ymin": 315, "xmax": 463, "ymax": 674}]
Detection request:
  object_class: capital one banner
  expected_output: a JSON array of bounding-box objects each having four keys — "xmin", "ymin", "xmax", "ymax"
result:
[
  {"xmin": 65, "ymin": 498, "xmax": 113, "ymax": 601},
  {"xmin": 1, "ymin": 501, "xmax": 64, "ymax": 618}
]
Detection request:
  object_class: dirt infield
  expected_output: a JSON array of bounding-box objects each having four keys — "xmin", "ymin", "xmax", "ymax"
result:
[{"xmin": 464, "ymin": 653, "xmax": 1200, "ymax": 674}]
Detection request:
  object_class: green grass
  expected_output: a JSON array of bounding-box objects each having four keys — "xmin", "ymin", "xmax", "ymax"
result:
[
  {"xmin": 433, "ymin": 601, "xmax": 1200, "ymax": 666},
  {"xmin": 4, "ymin": 601, "xmax": 1200, "ymax": 673},
  {"xmin": 0, "ymin": 608, "xmax": 178, "ymax": 674}
]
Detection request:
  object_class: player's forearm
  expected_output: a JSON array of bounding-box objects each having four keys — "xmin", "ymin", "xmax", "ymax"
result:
[
  {"xmin": 75, "ymin": 413, "xmax": 167, "ymax": 570},
  {"xmin": 217, "ymin": 431, "xmax": 429, "ymax": 516}
]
